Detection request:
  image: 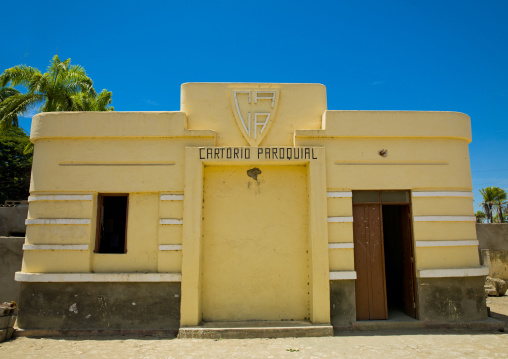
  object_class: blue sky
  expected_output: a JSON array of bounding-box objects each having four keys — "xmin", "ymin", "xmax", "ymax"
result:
[{"xmin": 1, "ymin": 0, "xmax": 506, "ymax": 209}]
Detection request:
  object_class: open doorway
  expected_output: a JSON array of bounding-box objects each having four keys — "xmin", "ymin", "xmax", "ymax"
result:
[
  {"xmin": 352, "ymin": 191, "xmax": 417, "ymax": 320},
  {"xmin": 382, "ymin": 204, "xmax": 416, "ymax": 318}
]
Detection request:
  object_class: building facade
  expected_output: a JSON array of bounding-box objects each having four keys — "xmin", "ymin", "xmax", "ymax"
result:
[{"xmin": 16, "ymin": 83, "xmax": 488, "ymax": 331}]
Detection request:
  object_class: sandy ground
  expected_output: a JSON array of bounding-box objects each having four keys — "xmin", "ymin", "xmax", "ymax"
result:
[{"xmin": 0, "ymin": 296, "xmax": 507, "ymax": 359}]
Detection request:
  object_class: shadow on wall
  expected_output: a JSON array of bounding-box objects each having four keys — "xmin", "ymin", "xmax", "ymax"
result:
[{"xmin": 0, "ymin": 237, "xmax": 24, "ymax": 303}]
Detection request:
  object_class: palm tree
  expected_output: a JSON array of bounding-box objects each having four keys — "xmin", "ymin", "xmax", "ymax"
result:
[
  {"xmin": 492, "ymin": 187, "xmax": 507, "ymax": 223},
  {"xmin": 0, "ymin": 87, "xmax": 21, "ymax": 128},
  {"xmin": 480, "ymin": 187, "xmax": 497, "ymax": 223},
  {"xmin": 70, "ymin": 89, "xmax": 114, "ymax": 111},
  {"xmin": 0, "ymin": 55, "xmax": 101, "ymax": 128},
  {"xmin": 475, "ymin": 210, "xmax": 486, "ymax": 223}
]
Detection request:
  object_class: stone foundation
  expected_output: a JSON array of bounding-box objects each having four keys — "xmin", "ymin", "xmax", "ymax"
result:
[
  {"xmin": 18, "ymin": 282, "xmax": 181, "ymax": 330},
  {"xmin": 329, "ymin": 280, "xmax": 356, "ymax": 327},
  {"xmin": 417, "ymin": 276, "xmax": 487, "ymax": 322}
]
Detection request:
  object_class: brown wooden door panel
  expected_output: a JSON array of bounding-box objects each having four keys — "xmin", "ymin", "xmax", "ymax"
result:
[
  {"xmin": 353, "ymin": 204, "xmax": 388, "ymax": 320},
  {"xmin": 353, "ymin": 205, "xmax": 370, "ymax": 320},
  {"xmin": 401, "ymin": 205, "xmax": 417, "ymax": 318}
]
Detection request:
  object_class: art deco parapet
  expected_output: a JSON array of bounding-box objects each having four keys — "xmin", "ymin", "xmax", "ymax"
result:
[
  {"xmin": 30, "ymin": 112, "xmax": 216, "ymax": 141},
  {"xmin": 295, "ymin": 111, "xmax": 472, "ymax": 142}
]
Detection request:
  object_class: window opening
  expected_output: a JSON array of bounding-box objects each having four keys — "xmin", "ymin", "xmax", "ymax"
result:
[{"xmin": 95, "ymin": 194, "xmax": 128, "ymax": 254}]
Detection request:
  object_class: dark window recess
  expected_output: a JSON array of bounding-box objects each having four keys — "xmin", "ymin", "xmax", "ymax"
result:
[{"xmin": 96, "ymin": 195, "xmax": 128, "ymax": 254}]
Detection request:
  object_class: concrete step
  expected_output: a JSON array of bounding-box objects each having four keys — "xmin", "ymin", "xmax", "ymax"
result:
[
  {"xmin": 178, "ymin": 321, "xmax": 334, "ymax": 339},
  {"xmin": 348, "ymin": 317, "xmax": 505, "ymax": 332}
]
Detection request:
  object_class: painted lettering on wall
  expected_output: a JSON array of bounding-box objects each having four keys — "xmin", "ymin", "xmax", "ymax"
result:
[{"xmin": 199, "ymin": 147, "xmax": 318, "ymax": 160}]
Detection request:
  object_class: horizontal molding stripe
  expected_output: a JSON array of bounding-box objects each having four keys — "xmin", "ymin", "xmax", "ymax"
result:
[
  {"xmin": 413, "ymin": 216, "xmax": 476, "ymax": 222},
  {"xmin": 28, "ymin": 195, "xmax": 93, "ymax": 202},
  {"xmin": 412, "ymin": 191, "xmax": 474, "ymax": 198},
  {"xmin": 160, "ymin": 194, "xmax": 184, "ymax": 201},
  {"xmin": 415, "ymin": 240, "xmax": 479, "ymax": 247},
  {"xmin": 23, "ymin": 244, "xmax": 89, "ymax": 251},
  {"xmin": 328, "ymin": 217, "xmax": 353, "ymax": 223},
  {"xmin": 159, "ymin": 244, "xmax": 182, "ymax": 251},
  {"xmin": 159, "ymin": 218, "xmax": 183, "ymax": 225},
  {"xmin": 329, "ymin": 271, "xmax": 357, "ymax": 280},
  {"xmin": 335, "ymin": 161, "xmax": 448, "ymax": 166},
  {"xmin": 417, "ymin": 266, "xmax": 489, "ymax": 278},
  {"xmin": 59, "ymin": 161, "xmax": 175, "ymax": 166},
  {"xmin": 328, "ymin": 243, "xmax": 354, "ymax": 249},
  {"xmin": 15, "ymin": 272, "xmax": 182, "ymax": 283},
  {"xmin": 327, "ymin": 191, "xmax": 352, "ymax": 198},
  {"xmin": 26, "ymin": 219, "xmax": 91, "ymax": 225}
]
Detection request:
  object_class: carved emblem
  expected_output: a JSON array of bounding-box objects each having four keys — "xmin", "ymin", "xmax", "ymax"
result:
[{"xmin": 229, "ymin": 88, "xmax": 280, "ymax": 146}]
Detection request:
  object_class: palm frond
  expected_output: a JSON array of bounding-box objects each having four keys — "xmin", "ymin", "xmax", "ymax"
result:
[
  {"xmin": 0, "ymin": 93, "xmax": 43, "ymax": 129},
  {"xmin": 0, "ymin": 65, "xmax": 42, "ymax": 88}
]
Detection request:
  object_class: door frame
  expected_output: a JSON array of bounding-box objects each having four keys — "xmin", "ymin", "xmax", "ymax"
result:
[
  {"xmin": 352, "ymin": 191, "xmax": 418, "ymax": 320},
  {"xmin": 179, "ymin": 146, "xmax": 330, "ymax": 326}
]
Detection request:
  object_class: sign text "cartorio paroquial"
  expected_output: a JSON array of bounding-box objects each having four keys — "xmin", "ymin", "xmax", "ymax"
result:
[{"xmin": 199, "ymin": 147, "xmax": 318, "ymax": 160}]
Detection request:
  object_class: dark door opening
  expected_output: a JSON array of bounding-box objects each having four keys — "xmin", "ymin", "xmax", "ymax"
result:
[
  {"xmin": 352, "ymin": 191, "xmax": 417, "ymax": 321},
  {"xmin": 382, "ymin": 205, "xmax": 416, "ymax": 318}
]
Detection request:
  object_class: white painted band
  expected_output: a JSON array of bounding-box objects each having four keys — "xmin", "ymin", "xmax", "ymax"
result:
[
  {"xmin": 160, "ymin": 194, "xmax": 184, "ymax": 201},
  {"xmin": 159, "ymin": 244, "xmax": 182, "ymax": 251},
  {"xmin": 15, "ymin": 272, "xmax": 182, "ymax": 283},
  {"xmin": 328, "ymin": 217, "xmax": 353, "ymax": 223},
  {"xmin": 413, "ymin": 216, "xmax": 476, "ymax": 222},
  {"xmin": 412, "ymin": 191, "xmax": 474, "ymax": 198},
  {"xmin": 327, "ymin": 192, "xmax": 352, "ymax": 198},
  {"xmin": 23, "ymin": 244, "xmax": 89, "ymax": 251},
  {"xmin": 25, "ymin": 219, "xmax": 91, "ymax": 225},
  {"xmin": 328, "ymin": 243, "xmax": 354, "ymax": 249},
  {"xmin": 417, "ymin": 266, "xmax": 489, "ymax": 278},
  {"xmin": 28, "ymin": 195, "xmax": 93, "ymax": 202},
  {"xmin": 159, "ymin": 219, "xmax": 183, "ymax": 225},
  {"xmin": 329, "ymin": 271, "xmax": 357, "ymax": 280},
  {"xmin": 415, "ymin": 240, "xmax": 479, "ymax": 247}
]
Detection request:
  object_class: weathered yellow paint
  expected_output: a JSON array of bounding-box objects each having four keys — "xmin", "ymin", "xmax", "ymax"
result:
[
  {"xmin": 416, "ymin": 246, "xmax": 480, "ymax": 269},
  {"xmin": 328, "ymin": 223, "xmax": 354, "ymax": 243},
  {"xmin": 92, "ymin": 193, "xmax": 158, "ymax": 272},
  {"xmin": 25, "ymin": 225, "xmax": 89, "ymax": 245},
  {"xmin": 201, "ymin": 165, "xmax": 309, "ymax": 321},
  {"xmin": 28, "ymin": 200, "xmax": 93, "ymax": 219},
  {"xmin": 296, "ymin": 138, "xmax": 472, "ymax": 191},
  {"xmin": 22, "ymin": 251, "xmax": 89, "ymax": 273},
  {"xmin": 413, "ymin": 222, "xmax": 477, "ymax": 241},
  {"xmin": 412, "ymin": 197, "xmax": 474, "ymax": 216},
  {"xmin": 158, "ymin": 200, "xmax": 184, "ymax": 219},
  {"xmin": 157, "ymin": 225, "xmax": 183, "ymax": 245},
  {"xmin": 158, "ymin": 251, "xmax": 182, "ymax": 273},
  {"xmin": 328, "ymin": 249, "xmax": 355, "ymax": 271},
  {"xmin": 327, "ymin": 197, "xmax": 353, "ymax": 216}
]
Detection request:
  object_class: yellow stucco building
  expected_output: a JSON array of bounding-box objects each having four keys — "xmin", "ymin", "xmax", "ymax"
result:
[{"xmin": 16, "ymin": 83, "xmax": 488, "ymax": 335}]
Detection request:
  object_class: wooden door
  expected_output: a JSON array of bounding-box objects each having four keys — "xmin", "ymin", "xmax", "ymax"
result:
[
  {"xmin": 400, "ymin": 205, "xmax": 417, "ymax": 318},
  {"xmin": 353, "ymin": 204, "xmax": 388, "ymax": 320}
]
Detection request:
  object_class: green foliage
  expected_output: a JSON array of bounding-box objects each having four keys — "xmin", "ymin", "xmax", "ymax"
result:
[
  {"xmin": 0, "ymin": 55, "xmax": 113, "ymax": 129},
  {"xmin": 0, "ymin": 127, "xmax": 32, "ymax": 203},
  {"xmin": 475, "ymin": 210, "xmax": 486, "ymax": 223},
  {"xmin": 479, "ymin": 186, "xmax": 507, "ymax": 223}
]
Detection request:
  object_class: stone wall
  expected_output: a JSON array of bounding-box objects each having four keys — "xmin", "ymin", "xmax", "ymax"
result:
[
  {"xmin": 0, "ymin": 205, "xmax": 28, "ymax": 236},
  {"xmin": 18, "ymin": 282, "xmax": 181, "ymax": 330},
  {"xmin": 0, "ymin": 237, "xmax": 24, "ymax": 303},
  {"xmin": 476, "ymin": 223, "xmax": 508, "ymax": 251},
  {"xmin": 477, "ymin": 223, "xmax": 508, "ymax": 280}
]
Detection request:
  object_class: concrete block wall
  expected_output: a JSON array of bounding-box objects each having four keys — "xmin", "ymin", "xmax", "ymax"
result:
[{"xmin": 0, "ymin": 237, "xmax": 25, "ymax": 303}]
